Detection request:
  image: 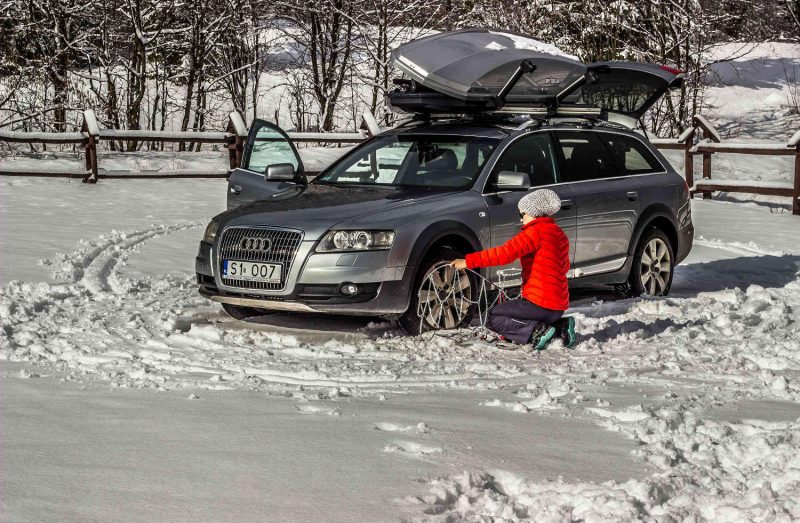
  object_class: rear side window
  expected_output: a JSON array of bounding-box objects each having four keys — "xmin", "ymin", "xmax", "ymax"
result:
[
  {"xmin": 489, "ymin": 133, "xmax": 557, "ymax": 190},
  {"xmin": 602, "ymin": 133, "xmax": 663, "ymax": 175},
  {"xmin": 554, "ymin": 131, "xmax": 619, "ymax": 182}
]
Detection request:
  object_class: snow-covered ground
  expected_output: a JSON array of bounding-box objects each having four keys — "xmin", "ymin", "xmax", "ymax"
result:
[
  {"xmin": 2, "ymin": 175, "xmax": 800, "ymax": 521},
  {"xmin": 2, "ymin": 42, "xmax": 800, "ymax": 521}
]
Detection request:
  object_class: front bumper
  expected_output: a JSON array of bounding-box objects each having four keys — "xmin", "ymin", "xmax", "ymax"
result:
[{"xmin": 195, "ymin": 240, "xmax": 414, "ymax": 316}]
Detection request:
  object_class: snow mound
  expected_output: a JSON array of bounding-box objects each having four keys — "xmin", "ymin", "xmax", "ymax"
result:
[{"xmin": 405, "ymin": 400, "xmax": 800, "ymax": 521}]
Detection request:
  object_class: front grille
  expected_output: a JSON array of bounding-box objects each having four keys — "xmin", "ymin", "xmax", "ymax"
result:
[{"xmin": 218, "ymin": 226, "xmax": 303, "ymax": 291}]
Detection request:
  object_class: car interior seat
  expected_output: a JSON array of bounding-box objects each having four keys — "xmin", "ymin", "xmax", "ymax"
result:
[
  {"xmin": 424, "ymin": 149, "xmax": 458, "ymax": 171},
  {"xmin": 564, "ymin": 141, "xmax": 609, "ymax": 181}
]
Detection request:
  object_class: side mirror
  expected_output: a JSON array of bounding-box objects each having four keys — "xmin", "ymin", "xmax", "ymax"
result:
[
  {"xmin": 496, "ymin": 171, "xmax": 531, "ymax": 191},
  {"xmin": 265, "ymin": 163, "xmax": 296, "ymax": 181}
]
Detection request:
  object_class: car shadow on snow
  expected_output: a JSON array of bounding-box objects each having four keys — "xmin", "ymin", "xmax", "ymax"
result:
[
  {"xmin": 671, "ymin": 253, "xmax": 800, "ymax": 296},
  {"xmin": 570, "ymin": 253, "xmax": 799, "ymax": 320},
  {"xmin": 579, "ymin": 316, "xmax": 692, "ymax": 345},
  {"xmin": 572, "ymin": 253, "xmax": 799, "ymax": 345},
  {"xmin": 572, "ymin": 253, "xmax": 800, "ymax": 308},
  {"xmin": 216, "ymin": 254, "xmax": 798, "ymax": 340},
  {"xmin": 238, "ymin": 311, "xmax": 395, "ymax": 338}
]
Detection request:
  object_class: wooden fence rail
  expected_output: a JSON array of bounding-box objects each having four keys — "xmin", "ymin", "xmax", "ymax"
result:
[
  {"xmin": 652, "ymin": 115, "xmax": 799, "ymax": 215},
  {"xmin": 1, "ymin": 111, "xmax": 798, "ymax": 215},
  {"xmin": 0, "ymin": 110, "xmax": 368, "ymax": 182}
]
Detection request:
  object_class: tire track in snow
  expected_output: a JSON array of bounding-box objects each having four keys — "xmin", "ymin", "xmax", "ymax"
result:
[{"xmin": 63, "ymin": 222, "xmax": 202, "ymax": 294}]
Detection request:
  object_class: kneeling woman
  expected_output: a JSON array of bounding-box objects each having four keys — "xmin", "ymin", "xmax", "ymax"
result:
[{"xmin": 451, "ymin": 189, "xmax": 576, "ymax": 349}]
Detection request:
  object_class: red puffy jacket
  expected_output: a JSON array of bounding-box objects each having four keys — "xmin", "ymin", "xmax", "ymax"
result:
[{"xmin": 465, "ymin": 217, "xmax": 570, "ymax": 311}]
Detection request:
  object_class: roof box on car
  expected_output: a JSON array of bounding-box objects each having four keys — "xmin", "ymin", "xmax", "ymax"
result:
[{"xmin": 387, "ymin": 29, "xmax": 684, "ymax": 128}]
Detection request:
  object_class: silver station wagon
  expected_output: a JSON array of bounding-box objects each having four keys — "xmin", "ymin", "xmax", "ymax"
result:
[{"xmin": 196, "ymin": 29, "xmax": 694, "ymax": 332}]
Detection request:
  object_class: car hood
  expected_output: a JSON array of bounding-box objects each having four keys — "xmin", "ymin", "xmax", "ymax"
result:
[{"xmin": 217, "ymin": 183, "xmax": 460, "ymax": 240}]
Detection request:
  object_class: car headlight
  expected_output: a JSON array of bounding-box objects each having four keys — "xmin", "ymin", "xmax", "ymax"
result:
[
  {"xmin": 317, "ymin": 230, "xmax": 395, "ymax": 252},
  {"xmin": 203, "ymin": 221, "xmax": 219, "ymax": 243}
]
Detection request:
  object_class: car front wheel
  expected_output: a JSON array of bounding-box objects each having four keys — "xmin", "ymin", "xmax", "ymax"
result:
[
  {"xmin": 398, "ymin": 248, "xmax": 476, "ymax": 334},
  {"xmin": 629, "ymin": 229, "xmax": 674, "ymax": 297}
]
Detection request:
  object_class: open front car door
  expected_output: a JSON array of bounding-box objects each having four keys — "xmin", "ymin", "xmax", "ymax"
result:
[{"xmin": 227, "ymin": 119, "xmax": 306, "ymax": 209}]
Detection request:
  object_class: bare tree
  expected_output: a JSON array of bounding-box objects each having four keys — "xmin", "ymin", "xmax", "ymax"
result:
[
  {"xmin": 175, "ymin": 0, "xmax": 233, "ymax": 149},
  {"xmin": 345, "ymin": 0, "xmax": 443, "ymax": 124},
  {"xmin": 622, "ymin": 0, "xmax": 746, "ymax": 134},
  {"xmin": 210, "ymin": 0, "xmax": 275, "ymax": 121},
  {"xmin": 275, "ymin": 0, "xmax": 355, "ymax": 131},
  {"xmin": 16, "ymin": 0, "xmax": 92, "ymax": 131}
]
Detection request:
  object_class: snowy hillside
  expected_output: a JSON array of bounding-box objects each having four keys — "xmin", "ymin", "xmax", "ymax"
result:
[{"xmin": 653, "ymin": 42, "xmax": 800, "ymax": 211}]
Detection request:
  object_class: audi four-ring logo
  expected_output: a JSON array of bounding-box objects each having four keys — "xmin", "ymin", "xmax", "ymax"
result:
[{"xmin": 240, "ymin": 237, "xmax": 272, "ymax": 252}]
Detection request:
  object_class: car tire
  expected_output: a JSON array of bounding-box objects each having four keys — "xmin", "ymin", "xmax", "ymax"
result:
[
  {"xmin": 628, "ymin": 228, "xmax": 674, "ymax": 297},
  {"xmin": 222, "ymin": 303, "xmax": 264, "ymax": 321},
  {"xmin": 398, "ymin": 247, "xmax": 476, "ymax": 334}
]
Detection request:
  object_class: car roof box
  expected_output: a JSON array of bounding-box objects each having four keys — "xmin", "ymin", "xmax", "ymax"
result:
[
  {"xmin": 387, "ymin": 29, "xmax": 684, "ymax": 127},
  {"xmin": 389, "ymin": 29, "xmax": 586, "ymax": 109}
]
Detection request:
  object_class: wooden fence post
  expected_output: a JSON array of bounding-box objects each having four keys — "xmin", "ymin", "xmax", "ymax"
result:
[
  {"xmin": 693, "ymin": 115, "xmax": 720, "ymax": 200},
  {"xmin": 81, "ymin": 109, "xmax": 100, "ymax": 183},
  {"xmin": 227, "ymin": 112, "xmax": 248, "ymax": 171},
  {"xmin": 793, "ymin": 146, "xmax": 800, "ymax": 216},
  {"xmin": 701, "ymin": 153, "xmax": 713, "ymax": 199},
  {"xmin": 789, "ymin": 129, "xmax": 800, "ymax": 216},
  {"xmin": 676, "ymin": 125, "xmax": 697, "ymax": 195}
]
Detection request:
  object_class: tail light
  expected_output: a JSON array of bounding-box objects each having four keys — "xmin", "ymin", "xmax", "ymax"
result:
[{"xmin": 660, "ymin": 65, "xmax": 683, "ymax": 75}]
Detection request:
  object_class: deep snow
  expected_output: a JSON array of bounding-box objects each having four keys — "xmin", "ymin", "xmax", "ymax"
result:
[{"xmin": 2, "ymin": 174, "xmax": 799, "ymax": 521}]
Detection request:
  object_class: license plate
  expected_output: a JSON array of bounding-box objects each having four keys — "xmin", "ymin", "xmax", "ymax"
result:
[{"xmin": 223, "ymin": 260, "xmax": 282, "ymax": 283}]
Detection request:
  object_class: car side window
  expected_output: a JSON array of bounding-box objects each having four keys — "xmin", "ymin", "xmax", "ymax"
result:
[
  {"xmin": 602, "ymin": 133, "xmax": 664, "ymax": 175},
  {"xmin": 488, "ymin": 133, "xmax": 557, "ymax": 191},
  {"xmin": 554, "ymin": 131, "xmax": 620, "ymax": 182}
]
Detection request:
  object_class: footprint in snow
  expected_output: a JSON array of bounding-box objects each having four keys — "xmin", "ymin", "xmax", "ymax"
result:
[
  {"xmin": 294, "ymin": 404, "xmax": 342, "ymax": 416},
  {"xmin": 383, "ymin": 440, "xmax": 442, "ymax": 457},
  {"xmin": 374, "ymin": 422, "xmax": 430, "ymax": 433}
]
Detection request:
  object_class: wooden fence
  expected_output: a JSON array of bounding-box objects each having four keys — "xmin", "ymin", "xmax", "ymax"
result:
[
  {"xmin": 0, "ymin": 110, "xmax": 368, "ymax": 182},
  {"xmin": 650, "ymin": 115, "xmax": 800, "ymax": 215},
  {"xmin": 1, "ymin": 111, "xmax": 798, "ymax": 214}
]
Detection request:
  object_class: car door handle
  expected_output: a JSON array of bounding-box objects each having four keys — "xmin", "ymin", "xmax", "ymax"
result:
[
  {"xmin": 626, "ymin": 191, "xmax": 638, "ymax": 201},
  {"xmin": 560, "ymin": 199, "xmax": 572, "ymax": 210},
  {"xmin": 230, "ymin": 184, "xmax": 242, "ymax": 195}
]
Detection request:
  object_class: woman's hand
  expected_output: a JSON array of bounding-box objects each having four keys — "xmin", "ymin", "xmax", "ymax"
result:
[{"xmin": 450, "ymin": 258, "xmax": 467, "ymax": 270}]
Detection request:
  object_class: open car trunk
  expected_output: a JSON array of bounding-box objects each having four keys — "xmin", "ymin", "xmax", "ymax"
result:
[{"xmin": 387, "ymin": 29, "xmax": 683, "ymax": 128}]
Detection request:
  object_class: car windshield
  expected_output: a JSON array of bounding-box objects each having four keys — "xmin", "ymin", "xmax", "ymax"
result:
[{"xmin": 314, "ymin": 135, "xmax": 500, "ymax": 188}]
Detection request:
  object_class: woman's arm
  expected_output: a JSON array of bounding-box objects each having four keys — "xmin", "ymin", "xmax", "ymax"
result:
[{"xmin": 463, "ymin": 229, "xmax": 539, "ymax": 269}]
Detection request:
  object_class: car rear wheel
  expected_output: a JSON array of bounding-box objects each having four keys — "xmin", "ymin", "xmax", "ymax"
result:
[
  {"xmin": 398, "ymin": 248, "xmax": 476, "ymax": 334},
  {"xmin": 629, "ymin": 229, "xmax": 674, "ymax": 297},
  {"xmin": 222, "ymin": 303, "xmax": 265, "ymax": 321}
]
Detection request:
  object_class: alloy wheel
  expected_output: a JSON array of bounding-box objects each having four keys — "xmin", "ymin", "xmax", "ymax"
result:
[
  {"xmin": 417, "ymin": 263, "xmax": 473, "ymax": 329},
  {"xmin": 640, "ymin": 237, "xmax": 672, "ymax": 296}
]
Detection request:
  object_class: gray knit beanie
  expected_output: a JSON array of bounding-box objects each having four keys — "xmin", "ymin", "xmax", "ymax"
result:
[{"xmin": 518, "ymin": 189, "xmax": 561, "ymax": 217}]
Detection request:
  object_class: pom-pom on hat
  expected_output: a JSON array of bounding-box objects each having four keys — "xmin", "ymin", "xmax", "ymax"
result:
[{"xmin": 518, "ymin": 189, "xmax": 562, "ymax": 217}]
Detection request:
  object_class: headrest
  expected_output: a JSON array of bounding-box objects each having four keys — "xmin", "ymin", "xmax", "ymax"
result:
[{"xmin": 425, "ymin": 149, "xmax": 458, "ymax": 171}]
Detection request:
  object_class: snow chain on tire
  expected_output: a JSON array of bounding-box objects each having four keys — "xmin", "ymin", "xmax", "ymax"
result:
[{"xmin": 416, "ymin": 262, "xmax": 521, "ymax": 337}]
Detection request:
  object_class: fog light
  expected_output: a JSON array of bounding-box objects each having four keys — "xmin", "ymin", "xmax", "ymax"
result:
[{"xmin": 340, "ymin": 283, "xmax": 359, "ymax": 296}]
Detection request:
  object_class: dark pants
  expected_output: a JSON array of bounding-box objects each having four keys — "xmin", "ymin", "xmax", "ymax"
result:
[{"xmin": 487, "ymin": 299, "xmax": 564, "ymax": 344}]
